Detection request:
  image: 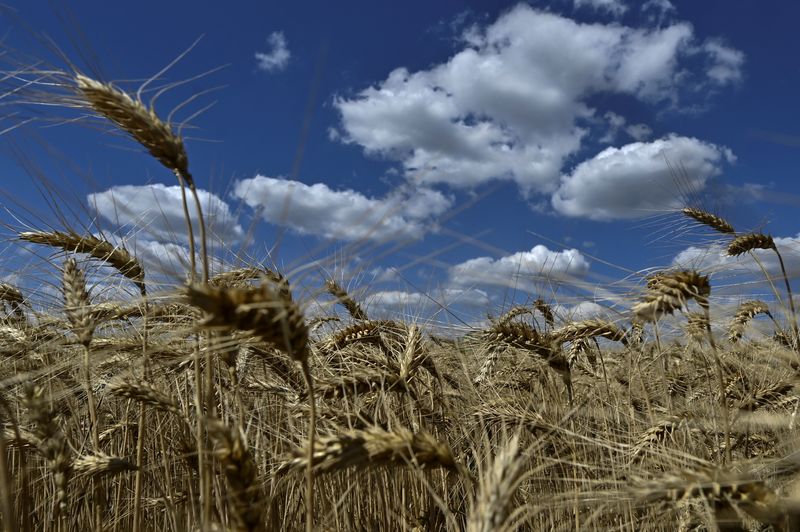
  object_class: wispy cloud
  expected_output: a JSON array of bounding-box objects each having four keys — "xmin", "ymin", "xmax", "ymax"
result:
[{"xmin": 255, "ymin": 31, "xmax": 291, "ymax": 72}]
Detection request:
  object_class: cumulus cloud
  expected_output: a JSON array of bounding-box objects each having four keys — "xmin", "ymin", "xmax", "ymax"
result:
[
  {"xmin": 449, "ymin": 245, "xmax": 590, "ymax": 289},
  {"xmin": 573, "ymin": 0, "xmax": 627, "ymax": 17},
  {"xmin": 365, "ymin": 288, "xmax": 490, "ymax": 313},
  {"xmin": 88, "ymin": 184, "xmax": 244, "ymax": 244},
  {"xmin": 232, "ymin": 175, "xmax": 453, "ymax": 242},
  {"xmin": 551, "ymin": 135, "xmax": 735, "ymax": 220},
  {"xmin": 255, "ymin": 31, "xmax": 291, "ymax": 72},
  {"xmin": 333, "ymin": 4, "xmax": 742, "ymax": 194}
]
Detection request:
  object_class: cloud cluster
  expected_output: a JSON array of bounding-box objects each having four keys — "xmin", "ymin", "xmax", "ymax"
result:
[
  {"xmin": 449, "ymin": 245, "xmax": 590, "ymax": 289},
  {"xmin": 255, "ymin": 31, "xmax": 291, "ymax": 72},
  {"xmin": 552, "ymin": 135, "xmax": 735, "ymax": 220},
  {"xmin": 232, "ymin": 175, "xmax": 452, "ymax": 242},
  {"xmin": 333, "ymin": 4, "xmax": 743, "ymax": 197},
  {"xmin": 88, "ymin": 184, "xmax": 244, "ymax": 244}
]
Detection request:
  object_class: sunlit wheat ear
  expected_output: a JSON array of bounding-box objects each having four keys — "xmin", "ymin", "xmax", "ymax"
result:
[
  {"xmin": 108, "ymin": 379, "xmax": 182, "ymax": 415},
  {"xmin": 636, "ymin": 469, "xmax": 785, "ymax": 529},
  {"xmin": 0, "ymin": 282, "xmax": 25, "ymax": 318},
  {"xmin": 278, "ymin": 426, "xmax": 459, "ymax": 474},
  {"xmin": 551, "ymin": 318, "xmax": 629, "ymax": 346},
  {"xmin": 467, "ymin": 437, "xmax": 525, "ymax": 532},
  {"xmin": 20, "ymin": 230, "xmax": 146, "ymax": 296},
  {"xmin": 493, "ymin": 305, "xmax": 532, "ymax": 326},
  {"xmin": 728, "ymin": 233, "xmax": 799, "ymax": 347},
  {"xmin": 681, "ymin": 207, "xmax": 736, "ymax": 234},
  {"xmin": 23, "ymin": 384, "xmax": 71, "ymax": 518},
  {"xmin": 632, "ymin": 270, "xmax": 711, "ymax": 322},
  {"xmin": 207, "ymin": 419, "xmax": 263, "ymax": 532},
  {"xmin": 729, "ymin": 300, "xmax": 773, "ymax": 343},
  {"xmin": 534, "ymin": 298, "xmax": 555, "ymax": 329},
  {"xmin": 211, "ymin": 266, "xmax": 291, "ymax": 296},
  {"xmin": 74, "ymin": 74, "xmax": 191, "ymax": 183},
  {"xmin": 184, "ymin": 282, "xmax": 309, "ymax": 360},
  {"xmin": 325, "ymin": 279, "xmax": 368, "ymax": 321},
  {"xmin": 727, "ymin": 233, "xmax": 775, "ymax": 255},
  {"xmin": 685, "ymin": 311, "xmax": 710, "ymax": 344},
  {"xmin": 62, "ymin": 258, "xmax": 95, "ymax": 347},
  {"xmin": 72, "ymin": 453, "xmax": 137, "ymax": 479},
  {"xmin": 184, "ymin": 280, "xmax": 316, "ymax": 532},
  {"xmin": 73, "ymin": 72, "xmax": 209, "ymax": 284}
]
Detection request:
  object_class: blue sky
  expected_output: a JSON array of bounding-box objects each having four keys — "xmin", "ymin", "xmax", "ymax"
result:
[{"xmin": 2, "ymin": 0, "xmax": 800, "ymax": 325}]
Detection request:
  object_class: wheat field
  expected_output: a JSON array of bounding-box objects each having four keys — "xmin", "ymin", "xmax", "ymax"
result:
[{"xmin": 1, "ymin": 37, "xmax": 800, "ymax": 532}]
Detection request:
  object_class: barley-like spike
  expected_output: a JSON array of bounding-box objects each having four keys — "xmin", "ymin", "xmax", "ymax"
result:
[
  {"xmin": 108, "ymin": 379, "xmax": 182, "ymax": 415},
  {"xmin": 23, "ymin": 384, "xmax": 71, "ymax": 517},
  {"xmin": 681, "ymin": 207, "xmax": 735, "ymax": 234},
  {"xmin": 211, "ymin": 267, "xmax": 291, "ymax": 301},
  {"xmin": 20, "ymin": 230, "xmax": 146, "ymax": 295},
  {"xmin": 495, "ymin": 305, "xmax": 532, "ymax": 324},
  {"xmin": 62, "ymin": 258, "xmax": 95, "ymax": 347},
  {"xmin": 728, "ymin": 233, "xmax": 776, "ymax": 256},
  {"xmin": 534, "ymin": 299, "xmax": 555, "ymax": 328},
  {"xmin": 729, "ymin": 300, "xmax": 772, "ymax": 342},
  {"xmin": 207, "ymin": 420, "xmax": 263, "ymax": 532},
  {"xmin": 72, "ymin": 453, "xmax": 137, "ymax": 478},
  {"xmin": 278, "ymin": 426, "xmax": 458, "ymax": 474},
  {"xmin": 185, "ymin": 280, "xmax": 308, "ymax": 362},
  {"xmin": 551, "ymin": 318, "xmax": 628, "ymax": 346},
  {"xmin": 74, "ymin": 74, "xmax": 192, "ymax": 184},
  {"xmin": 467, "ymin": 437, "xmax": 525, "ymax": 532},
  {"xmin": 325, "ymin": 279, "xmax": 368, "ymax": 321},
  {"xmin": 0, "ymin": 283, "xmax": 25, "ymax": 317},
  {"xmin": 633, "ymin": 271, "xmax": 711, "ymax": 322}
]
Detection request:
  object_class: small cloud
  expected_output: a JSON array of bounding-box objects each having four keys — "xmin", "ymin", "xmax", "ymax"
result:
[
  {"xmin": 449, "ymin": 245, "xmax": 590, "ymax": 290},
  {"xmin": 625, "ymin": 123, "xmax": 653, "ymax": 141},
  {"xmin": 232, "ymin": 175, "xmax": 453, "ymax": 242},
  {"xmin": 573, "ymin": 0, "xmax": 628, "ymax": 17},
  {"xmin": 255, "ymin": 31, "xmax": 291, "ymax": 72},
  {"xmin": 703, "ymin": 38, "xmax": 745, "ymax": 86}
]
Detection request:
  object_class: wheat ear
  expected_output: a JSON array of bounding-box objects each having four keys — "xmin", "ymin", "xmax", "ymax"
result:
[
  {"xmin": 728, "ymin": 233, "xmax": 799, "ymax": 349},
  {"xmin": 186, "ymin": 280, "xmax": 316, "ymax": 532},
  {"xmin": 681, "ymin": 207, "xmax": 735, "ymax": 234},
  {"xmin": 21, "ymin": 230, "xmax": 146, "ymax": 296},
  {"xmin": 325, "ymin": 279, "xmax": 368, "ymax": 321}
]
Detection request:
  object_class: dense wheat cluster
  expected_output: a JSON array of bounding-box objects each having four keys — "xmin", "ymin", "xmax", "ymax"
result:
[{"xmin": 2, "ymin": 50, "xmax": 800, "ymax": 532}]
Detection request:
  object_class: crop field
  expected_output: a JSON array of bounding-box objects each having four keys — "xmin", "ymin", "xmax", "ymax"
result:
[{"xmin": 1, "ymin": 13, "xmax": 799, "ymax": 532}]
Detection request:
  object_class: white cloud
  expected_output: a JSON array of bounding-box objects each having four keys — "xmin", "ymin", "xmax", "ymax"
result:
[
  {"xmin": 255, "ymin": 31, "xmax": 291, "ymax": 72},
  {"xmin": 703, "ymin": 39, "xmax": 745, "ymax": 86},
  {"xmin": 642, "ymin": 0, "xmax": 677, "ymax": 24},
  {"xmin": 551, "ymin": 135, "xmax": 734, "ymax": 220},
  {"xmin": 365, "ymin": 288, "xmax": 491, "ymax": 312},
  {"xmin": 573, "ymin": 0, "xmax": 627, "ymax": 17},
  {"xmin": 625, "ymin": 123, "xmax": 653, "ymax": 141},
  {"xmin": 449, "ymin": 245, "xmax": 590, "ymax": 289},
  {"xmin": 232, "ymin": 175, "xmax": 453, "ymax": 242},
  {"xmin": 88, "ymin": 184, "xmax": 244, "ymax": 245},
  {"xmin": 333, "ymin": 5, "xmax": 741, "ymax": 194}
]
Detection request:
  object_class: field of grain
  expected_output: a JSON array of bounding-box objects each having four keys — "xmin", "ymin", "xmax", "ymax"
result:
[{"xmin": 1, "ymin": 46, "xmax": 800, "ymax": 532}]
